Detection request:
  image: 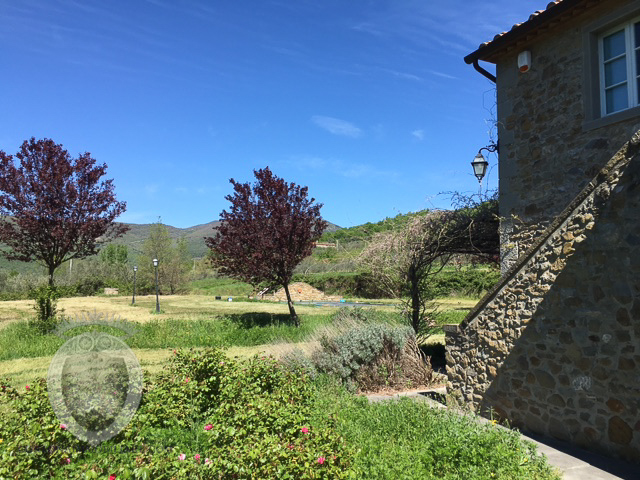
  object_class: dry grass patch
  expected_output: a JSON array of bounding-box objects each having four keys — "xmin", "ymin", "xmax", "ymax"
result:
[
  {"xmin": 0, "ymin": 343, "xmax": 325, "ymax": 387},
  {"xmin": 0, "ymin": 294, "xmax": 344, "ymax": 329}
]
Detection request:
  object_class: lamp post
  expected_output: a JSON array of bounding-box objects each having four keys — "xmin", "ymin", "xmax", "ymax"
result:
[
  {"xmin": 153, "ymin": 258, "xmax": 160, "ymax": 313},
  {"xmin": 131, "ymin": 265, "xmax": 138, "ymax": 305}
]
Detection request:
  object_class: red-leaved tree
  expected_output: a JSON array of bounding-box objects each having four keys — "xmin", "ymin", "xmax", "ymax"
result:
[
  {"xmin": 0, "ymin": 138, "xmax": 128, "ymax": 287},
  {"xmin": 206, "ymin": 167, "xmax": 327, "ymax": 326}
]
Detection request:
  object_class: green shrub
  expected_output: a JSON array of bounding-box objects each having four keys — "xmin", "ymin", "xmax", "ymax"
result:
[
  {"xmin": 294, "ymin": 267, "xmax": 500, "ymax": 300},
  {"xmin": 0, "ymin": 378, "xmax": 85, "ymax": 477},
  {"xmin": 293, "ymin": 272, "xmax": 387, "ymax": 298},
  {"xmin": 427, "ymin": 267, "xmax": 500, "ymax": 298},
  {"xmin": 28, "ymin": 286, "xmax": 62, "ymax": 334},
  {"xmin": 0, "ymin": 349, "xmax": 354, "ymax": 479},
  {"xmin": 312, "ymin": 322, "xmax": 430, "ymax": 391},
  {"xmin": 279, "ymin": 348, "xmax": 318, "ymax": 379}
]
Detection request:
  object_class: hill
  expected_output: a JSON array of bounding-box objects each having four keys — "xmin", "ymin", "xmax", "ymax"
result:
[
  {"xmin": 320, "ymin": 210, "xmax": 430, "ymax": 244},
  {"xmin": 0, "ymin": 219, "xmax": 342, "ymax": 273},
  {"xmin": 113, "ymin": 219, "xmax": 341, "ymax": 258}
]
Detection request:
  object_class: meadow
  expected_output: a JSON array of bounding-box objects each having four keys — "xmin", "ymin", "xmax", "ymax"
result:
[{"xmin": 0, "ymin": 293, "xmax": 560, "ymax": 479}]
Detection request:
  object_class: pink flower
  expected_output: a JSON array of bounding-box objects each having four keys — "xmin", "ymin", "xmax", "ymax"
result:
[
  {"xmin": 287, "ymin": 444, "xmax": 294, "ymax": 450},
  {"xmin": 317, "ymin": 457, "xmax": 325, "ymax": 465},
  {"xmin": 179, "ymin": 453, "xmax": 186, "ymax": 461},
  {"xmin": 184, "ymin": 377, "xmax": 190, "ymax": 383},
  {"xmin": 204, "ymin": 424, "xmax": 213, "ymax": 431},
  {"xmin": 301, "ymin": 427, "xmax": 309, "ymax": 434},
  {"xmin": 110, "ymin": 476, "xmax": 116, "ymax": 480},
  {"xmin": 194, "ymin": 454, "xmax": 201, "ymax": 462},
  {"xmin": 25, "ymin": 385, "xmax": 30, "ymax": 391},
  {"xmin": 60, "ymin": 424, "xmax": 67, "ymax": 430},
  {"xmin": 205, "ymin": 458, "xmax": 212, "ymax": 465},
  {"xmin": 65, "ymin": 458, "xmax": 71, "ymax": 464}
]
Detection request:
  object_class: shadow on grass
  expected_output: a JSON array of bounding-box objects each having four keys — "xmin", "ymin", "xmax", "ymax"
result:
[{"xmin": 225, "ymin": 312, "xmax": 296, "ymax": 329}]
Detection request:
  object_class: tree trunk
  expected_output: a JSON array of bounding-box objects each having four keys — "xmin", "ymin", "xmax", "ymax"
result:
[
  {"xmin": 48, "ymin": 265, "xmax": 55, "ymax": 287},
  {"xmin": 282, "ymin": 283, "xmax": 299, "ymax": 327}
]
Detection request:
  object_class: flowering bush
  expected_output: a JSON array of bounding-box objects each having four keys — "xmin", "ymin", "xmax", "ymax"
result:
[{"xmin": 0, "ymin": 349, "xmax": 354, "ymax": 479}]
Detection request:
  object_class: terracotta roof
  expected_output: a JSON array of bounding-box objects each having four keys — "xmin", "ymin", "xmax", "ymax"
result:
[{"xmin": 464, "ymin": 0, "xmax": 592, "ymax": 64}]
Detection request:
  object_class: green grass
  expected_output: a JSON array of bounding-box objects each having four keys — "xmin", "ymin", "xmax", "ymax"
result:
[
  {"xmin": 433, "ymin": 308, "xmax": 470, "ymax": 325},
  {"xmin": 0, "ymin": 292, "xmax": 563, "ymax": 479},
  {"xmin": 0, "ymin": 312, "xmax": 338, "ymax": 362},
  {"xmin": 312, "ymin": 380, "xmax": 561, "ymax": 479}
]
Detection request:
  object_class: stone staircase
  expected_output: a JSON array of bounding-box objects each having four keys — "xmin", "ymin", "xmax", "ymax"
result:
[{"xmin": 445, "ymin": 131, "xmax": 640, "ymax": 462}]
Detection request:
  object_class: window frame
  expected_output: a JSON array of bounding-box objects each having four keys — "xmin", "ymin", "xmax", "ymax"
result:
[
  {"xmin": 582, "ymin": 1, "xmax": 640, "ymax": 130},
  {"xmin": 598, "ymin": 19, "xmax": 640, "ymax": 116}
]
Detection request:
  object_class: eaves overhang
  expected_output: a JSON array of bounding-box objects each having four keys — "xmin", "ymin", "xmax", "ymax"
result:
[{"xmin": 464, "ymin": 0, "xmax": 596, "ymax": 65}]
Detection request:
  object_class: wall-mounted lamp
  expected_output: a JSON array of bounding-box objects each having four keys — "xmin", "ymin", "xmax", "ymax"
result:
[
  {"xmin": 471, "ymin": 142, "xmax": 498, "ymax": 193},
  {"xmin": 471, "ymin": 152, "xmax": 489, "ymax": 183}
]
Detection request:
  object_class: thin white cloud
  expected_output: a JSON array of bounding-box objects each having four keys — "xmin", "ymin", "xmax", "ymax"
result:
[
  {"xmin": 351, "ymin": 1, "xmax": 549, "ymax": 56},
  {"xmin": 311, "ymin": 115, "xmax": 362, "ymax": 138},
  {"xmin": 379, "ymin": 67, "xmax": 422, "ymax": 82},
  {"xmin": 411, "ymin": 129, "xmax": 424, "ymax": 141},
  {"xmin": 288, "ymin": 155, "xmax": 398, "ymax": 181},
  {"xmin": 428, "ymin": 69, "xmax": 457, "ymax": 80},
  {"xmin": 144, "ymin": 184, "xmax": 159, "ymax": 195}
]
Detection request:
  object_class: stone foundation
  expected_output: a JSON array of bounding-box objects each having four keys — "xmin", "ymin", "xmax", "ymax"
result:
[{"xmin": 446, "ymin": 134, "xmax": 640, "ymax": 462}]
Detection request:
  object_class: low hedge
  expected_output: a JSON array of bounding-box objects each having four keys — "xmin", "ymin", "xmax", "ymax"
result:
[{"xmin": 294, "ymin": 267, "xmax": 500, "ymax": 299}]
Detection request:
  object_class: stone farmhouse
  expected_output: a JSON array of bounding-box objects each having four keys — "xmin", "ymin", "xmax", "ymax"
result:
[{"xmin": 445, "ymin": 0, "xmax": 640, "ymax": 462}]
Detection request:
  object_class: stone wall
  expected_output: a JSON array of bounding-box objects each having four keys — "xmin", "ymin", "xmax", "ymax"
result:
[
  {"xmin": 495, "ymin": 0, "xmax": 640, "ymax": 266},
  {"xmin": 445, "ymin": 135, "xmax": 640, "ymax": 462},
  {"xmin": 263, "ymin": 282, "xmax": 342, "ymax": 303}
]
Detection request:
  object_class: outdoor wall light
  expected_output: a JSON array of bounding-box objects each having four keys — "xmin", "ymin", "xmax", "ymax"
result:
[
  {"xmin": 471, "ymin": 142, "xmax": 498, "ymax": 193},
  {"xmin": 471, "ymin": 152, "xmax": 489, "ymax": 183}
]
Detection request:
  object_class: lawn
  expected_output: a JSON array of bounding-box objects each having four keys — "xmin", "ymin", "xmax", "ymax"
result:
[{"xmin": 0, "ymin": 294, "xmax": 560, "ymax": 479}]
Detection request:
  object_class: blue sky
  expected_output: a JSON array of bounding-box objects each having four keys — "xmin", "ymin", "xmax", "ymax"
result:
[{"xmin": 1, "ymin": 0, "xmax": 550, "ymax": 228}]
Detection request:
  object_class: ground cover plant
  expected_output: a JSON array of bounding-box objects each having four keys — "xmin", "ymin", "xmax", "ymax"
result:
[
  {"xmin": 0, "ymin": 349, "xmax": 353, "ymax": 479},
  {"xmin": 0, "ymin": 348, "xmax": 560, "ymax": 479},
  {"xmin": 0, "ymin": 296, "xmax": 561, "ymax": 478},
  {"xmin": 312, "ymin": 380, "xmax": 561, "ymax": 479}
]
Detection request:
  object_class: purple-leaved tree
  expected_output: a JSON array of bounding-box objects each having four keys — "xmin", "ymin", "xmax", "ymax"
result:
[
  {"xmin": 206, "ymin": 167, "xmax": 327, "ymax": 326},
  {"xmin": 0, "ymin": 137, "xmax": 128, "ymax": 287}
]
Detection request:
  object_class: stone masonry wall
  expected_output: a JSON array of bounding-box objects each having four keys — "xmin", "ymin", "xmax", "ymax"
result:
[
  {"xmin": 445, "ymin": 135, "xmax": 640, "ymax": 462},
  {"xmin": 495, "ymin": 0, "xmax": 640, "ymax": 268}
]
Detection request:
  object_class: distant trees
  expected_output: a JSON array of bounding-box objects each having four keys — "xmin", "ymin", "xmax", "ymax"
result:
[
  {"xmin": 139, "ymin": 220, "xmax": 191, "ymax": 294},
  {"xmin": 0, "ymin": 138, "xmax": 128, "ymax": 287},
  {"xmin": 206, "ymin": 167, "xmax": 327, "ymax": 326},
  {"xmin": 359, "ymin": 195, "xmax": 499, "ymax": 338},
  {"xmin": 100, "ymin": 244, "xmax": 128, "ymax": 265}
]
